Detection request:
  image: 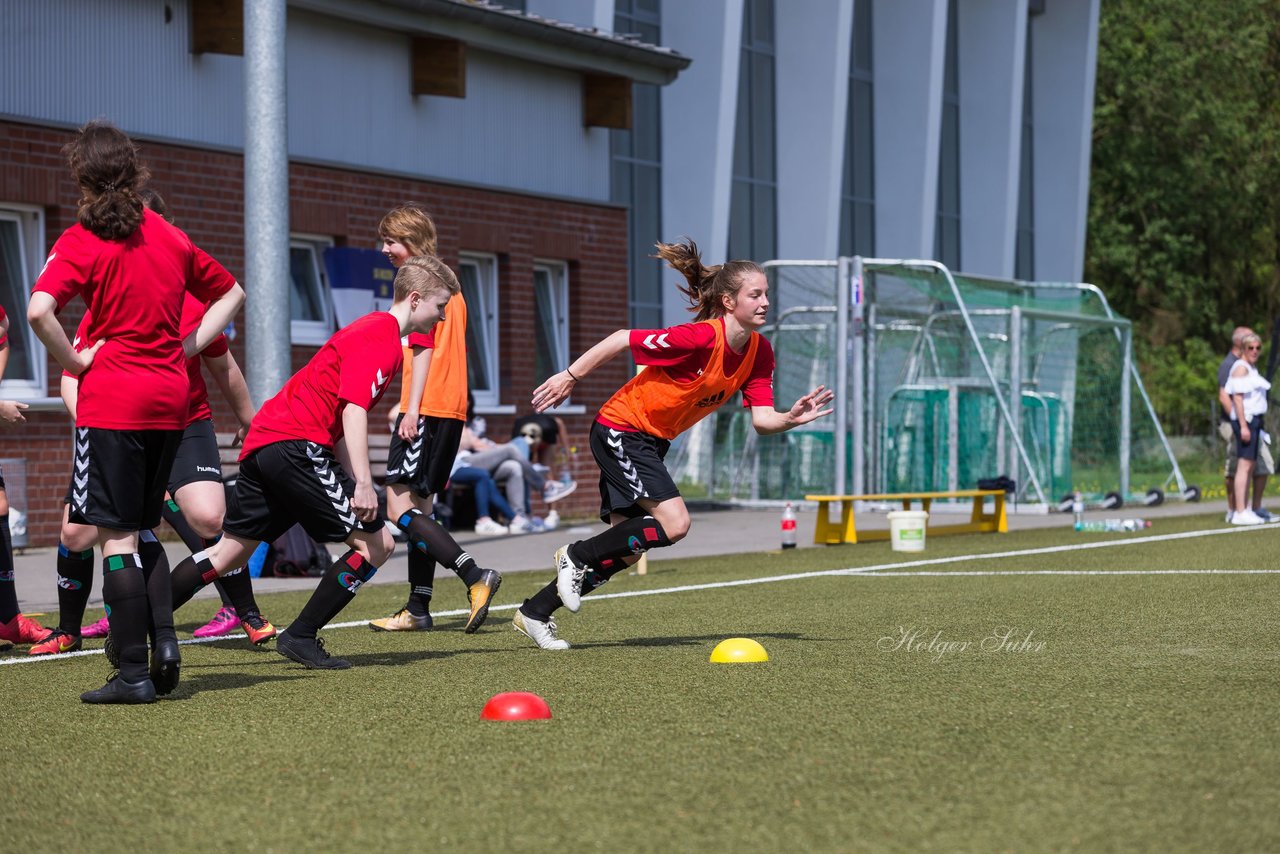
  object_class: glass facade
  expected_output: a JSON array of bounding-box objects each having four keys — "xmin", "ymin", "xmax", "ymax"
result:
[
  {"xmin": 611, "ymin": 0, "xmax": 664, "ymax": 330},
  {"xmin": 727, "ymin": 0, "xmax": 778, "ymax": 263},
  {"xmin": 839, "ymin": 0, "xmax": 876, "ymax": 257}
]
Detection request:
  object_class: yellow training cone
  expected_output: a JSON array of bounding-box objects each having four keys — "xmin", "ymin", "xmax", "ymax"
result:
[{"xmin": 710, "ymin": 638, "xmax": 769, "ymax": 663}]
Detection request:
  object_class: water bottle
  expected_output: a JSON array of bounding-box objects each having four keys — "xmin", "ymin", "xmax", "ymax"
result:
[
  {"xmin": 1071, "ymin": 492, "xmax": 1084, "ymax": 529},
  {"xmin": 781, "ymin": 502, "xmax": 797, "ymax": 549}
]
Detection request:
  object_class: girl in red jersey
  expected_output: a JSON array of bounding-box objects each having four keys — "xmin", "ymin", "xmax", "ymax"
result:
[
  {"xmin": 28, "ymin": 121, "xmax": 244, "ymax": 703},
  {"xmin": 512, "ymin": 238, "xmax": 834, "ymax": 649}
]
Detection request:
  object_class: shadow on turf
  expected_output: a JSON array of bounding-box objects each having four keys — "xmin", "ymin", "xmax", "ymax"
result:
[{"xmin": 572, "ymin": 631, "xmax": 807, "ymax": 650}]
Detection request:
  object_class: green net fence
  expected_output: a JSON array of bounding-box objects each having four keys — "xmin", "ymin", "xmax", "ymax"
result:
[{"xmin": 663, "ymin": 259, "xmax": 1189, "ymax": 506}]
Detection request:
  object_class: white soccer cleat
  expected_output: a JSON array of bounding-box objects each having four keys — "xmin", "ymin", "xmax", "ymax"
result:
[
  {"xmin": 512, "ymin": 610, "xmax": 570, "ymax": 650},
  {"xmin": 553, "ymin": 545, "xmax": 586, "ymax": 612}
]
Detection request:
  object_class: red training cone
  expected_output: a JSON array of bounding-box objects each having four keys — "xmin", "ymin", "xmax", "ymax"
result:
[{"xmin": 481, "ymin": 691, "xmax": 553, "ymax": 721}]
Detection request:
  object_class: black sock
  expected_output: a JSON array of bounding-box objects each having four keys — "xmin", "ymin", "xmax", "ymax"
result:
[
  {"xmin": 570, "ymin": 516, "xmax": 673, "ymax": 571},
  {"xmin": 56, "ymin": 543, "xmax": 96, "ymax": 634},
  {"xmin": 217, "ymin": 566, "xmax": 260, "ymax": 616},
  {"xmin": 0, "ymin": 513, "xmax": 18, "ymax": 623},
  {"xmin": 102, "ymin": 553, "xmax": 150, "ymax": 682},
  {"xmin": 288, "ymin": 550, "xmax": 377, "ymax": 639},
  {"xmin": 169, "ymin": 550, "xmax": 219, "ymax": 611},
  {"xmin": 139, "ymin": 530, "xmax": 174, "ymax": 646},
  {"xmin": 397, "ymin": 509, "xmax": 482, "ymax": 586},
  {"xmin": 406, "ymin": 548, "xmax": 435, "ymax": 617}
]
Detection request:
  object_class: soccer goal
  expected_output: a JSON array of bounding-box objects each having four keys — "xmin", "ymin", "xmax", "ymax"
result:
[{"xmin": 663, "ymin": 258, "xmax": 1194, "ymax": 509}]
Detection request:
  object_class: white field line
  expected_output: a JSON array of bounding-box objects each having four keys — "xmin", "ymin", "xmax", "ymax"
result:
[{"xmin": 4, "ymin": 523, "xmax": 1275, "ymax": 666}]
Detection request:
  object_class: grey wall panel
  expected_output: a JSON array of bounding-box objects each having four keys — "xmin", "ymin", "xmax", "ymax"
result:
[
  {"xmin": 1, "ymin": 1, "xmax": 609, "ymax": 201},
  {"xmin": 0, "ymin": 0, "xmax": 243, "ymax": 146}
]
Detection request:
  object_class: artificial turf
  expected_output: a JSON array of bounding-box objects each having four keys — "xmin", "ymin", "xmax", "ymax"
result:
[{"xmin": 4, "ymin": 513, "xmax": 1279, "ymax": 852}]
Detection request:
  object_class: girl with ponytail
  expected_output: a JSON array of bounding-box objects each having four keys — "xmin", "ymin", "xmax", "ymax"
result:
[{"xmin": 511, "ymin": 238, "xmax": 834, "ymax": 650}]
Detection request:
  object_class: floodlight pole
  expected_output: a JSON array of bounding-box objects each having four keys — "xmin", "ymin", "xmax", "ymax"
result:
[
  {"xmin": 244, "ymin": 0, "xmax": 291, "ymax": 407},
  {"xmin": 1008, "ymin": 305, "xmax": 1022, "ymax": 488}
]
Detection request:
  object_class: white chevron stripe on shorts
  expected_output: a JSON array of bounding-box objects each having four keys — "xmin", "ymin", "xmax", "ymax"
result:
[
  {"xmin": 307, "ymin": 442, "xmax": 357, "ymax": 529},
  {"xmin": 607, "ymin": 428, "xmax": 648, "ymax": 499}
]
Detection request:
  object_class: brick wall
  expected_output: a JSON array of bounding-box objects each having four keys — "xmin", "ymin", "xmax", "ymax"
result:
[{"xmin": 1, "ymin": 119, "xmax": 629, "ymax": 545}]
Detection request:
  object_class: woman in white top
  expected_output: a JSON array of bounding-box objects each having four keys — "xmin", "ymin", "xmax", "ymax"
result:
[{"xmin": 1225, "ymin": 332, "xmax": 1271, "ymax": 525}]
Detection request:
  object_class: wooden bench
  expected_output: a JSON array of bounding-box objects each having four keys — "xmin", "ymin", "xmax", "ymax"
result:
[
  {"xmin": 218, "ymin": 432, "xmax": 393, "ymax": 482},
  {"xmin": 803, "ymin": 489, "xmax": 1008, "ymax": 545}
]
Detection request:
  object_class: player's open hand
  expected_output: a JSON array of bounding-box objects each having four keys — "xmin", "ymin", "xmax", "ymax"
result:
[
  {"xmin": 71, "ymin": 338, "xmax": 106, "ymax": 376},
  {"xmin": 532, "ymin": 370, "xmax": 575, "ymax": 413},
  {"xmin": 788, "ymin": 385, "xmax": 835, "ymax": 426}
]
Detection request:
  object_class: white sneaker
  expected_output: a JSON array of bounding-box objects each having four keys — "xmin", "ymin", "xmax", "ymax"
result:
[
  {"xmin": 1254, "ymin": 507, "xmax": 1276, "ymax": 523},
  {"xmin": 512, "ymin": 610, "xmax": 570, "ymax": 650},
  {"xmin": 543, "ymin": 480, "xmax": 578, "ymax": 503},
  {"xmin": 1231, "ymin": 509, "xmax": 1265, "ymax": 526},
  {"xmin": 474, "ymin": 517, "xmax": 509, "ymax": 536},
  {"xmin": 543, "ymin": 510, "xmax": 560, "ymax": 531},
  {"xmin": 509, "ymin": 514, "xmax": 536, "ymax": 533},
  {"xmin": 554, "ymin": 545, "xmax": 586, "ymax": 612},
  {"xmin": 1226, "ymin": 510, "xmax": 1234, "ymax": 523}
]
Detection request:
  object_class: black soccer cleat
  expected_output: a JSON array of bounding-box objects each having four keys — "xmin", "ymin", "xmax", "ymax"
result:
[
  {"xmin": 149, "ymin": 637, "xmax": 181, "ymax": 696},
  {"xmin": 81, "ymin": 674, "xmax": 157, "ymax": 705},
  {"xmin": 275, "ymin": 630, "xmax": 351, "ymax": 670}
]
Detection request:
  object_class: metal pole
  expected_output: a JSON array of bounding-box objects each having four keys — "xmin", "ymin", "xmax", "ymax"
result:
[
  {"xmin": 1120, "ymin": 324, "xmax": 1132, "ymax": 496},
  {"xmin": 1009, "ymin": 305, "xmax": 1022, "ymax": 486},
  {"xmin": 244, "ymin": 0, "xmax": 292, "ymax": 406},
  {"xmin": 850, "ymin": 256, "xmax": 865, "ymax": 495},
  {"xmin": 834, "ymin": 257, "xmax": 850, "ymax": 496}
]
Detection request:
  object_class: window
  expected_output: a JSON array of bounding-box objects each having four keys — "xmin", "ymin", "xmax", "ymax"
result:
[
  {"xmin": 533, "ymin": 261, "xmax": 570, "ymax": 398},
  {"xmin": 0, "ymin": 205, "xmax": 46, "ymax": 397},
  {"xmin": 459, "ymin": 253, "xmax": 500, "ymax": 407},
  {"xmin": 839, "ymin": 0, "xmax": 876, "ymax": 257},
  {"xmin": 612, "ymin": 0, "xmax": 664, "ymax": 330},
  {"xmin": 933, "ymin": 0, "xmax": 961, "ymax": 270},
  {"xmin": 728, "ymin": 0, "xmax": 778, "ymax": 262},
  {"xmin": 289, "ymin": 235, "xmax": 337, "ymax": 345}
]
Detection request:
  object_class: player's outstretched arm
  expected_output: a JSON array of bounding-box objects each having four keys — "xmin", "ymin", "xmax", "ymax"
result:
[
  {"xmin": 750, "ymin": 385, "xmax": 835, "ymax": 435},
  {"xmin": 532, "ymin": 328, "xmax": 631, "ymax": 413}
]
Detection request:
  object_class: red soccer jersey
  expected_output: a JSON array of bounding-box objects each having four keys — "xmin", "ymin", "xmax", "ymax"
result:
[
  {"xmin": 240, "ymin": 312, "xmax": 403, "ymax": 458},
  {"xmin": 67, "ymin": 288, "xmax": 229, "ymax": 428},
  {"xmin": 33, "ymin": 210, "xmax": 236, "ymax": 430},
  {"xmin": 0, "ymin": 302, "xmax": 8, "ymax": 347}
]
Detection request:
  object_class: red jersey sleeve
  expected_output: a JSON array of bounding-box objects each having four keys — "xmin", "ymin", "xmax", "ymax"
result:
[
  {"xmin": 61, "ymin": 313, "xmax": 94, "ymax": 379},
  {"xmin": 186, "ymin": 243, "xmax": 237, "ymax": 303},
  {"xmin": 628, "ymin": 323, "xmax": 715, "ymax": 368},
  {"xmin": 335, "ymin": 332, "xmax": 392, "ymax": 411},
  {"xmin": 741, "ymin": 334, "xmax": 775, "ymax": 407},
  {"xmin": 407, "ymin": 329, "xmax": 434, "ymax": 349},
  {"xmin": 33, "ymin": 229, "xmax": 94, "ymax": 310}
]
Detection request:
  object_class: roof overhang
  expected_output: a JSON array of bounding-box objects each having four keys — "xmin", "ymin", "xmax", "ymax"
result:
[{"xmin": 290, "ymin": 0, "xmax": 690, "ymax": 85}]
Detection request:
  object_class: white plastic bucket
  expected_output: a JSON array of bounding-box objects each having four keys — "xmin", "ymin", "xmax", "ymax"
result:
[{"xmin": 886, "ymin": 510, "xmax": 928, "ymax": 552}]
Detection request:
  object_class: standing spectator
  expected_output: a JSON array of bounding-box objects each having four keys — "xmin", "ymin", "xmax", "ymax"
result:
[
  {"xmin": 1219, "ymin": 327, "xmax": 1274, "ymax": 522},
  {"xmin": 1225, "ymin": 332, "xmax": 1272, "ymax": 525}
]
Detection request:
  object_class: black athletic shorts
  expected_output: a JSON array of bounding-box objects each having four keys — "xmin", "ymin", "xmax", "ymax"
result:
[
  {"xmin": 68, "ymin": 427, "xmax": 183, "ymax": 530},
  {"xmin": 383, "ymin": 414, "xmax": 463, "ymax": 498},
  {"xmin": 223, "ymin": 440, "xmax": 384, "ymax": 545},
  {"xmin": 1233, "ymin": 415, "xmax": 1265, "ymax": 462},
  {"xmin": 589, "ymin": 420, "xmax": 680, "ymax": 522},
  {"xmin": 168, "ymin": 418, "xmax": 223, "ymax": 492}
]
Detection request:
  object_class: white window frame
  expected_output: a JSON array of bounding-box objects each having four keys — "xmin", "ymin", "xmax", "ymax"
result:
[
  {"xmin": 533, "ymin": 259, "xmax": 579, "ymax": 411},
  {"xmin": 459, "ymin": 252, "xmax": 501, "ymax": 409},
  {"xmin": 0, "ymin": 204, "xmax": 47, "ymax": 399},
  {"xmin": 289, "ymin": 234, "xmax": 337, "ymax": 346}
]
